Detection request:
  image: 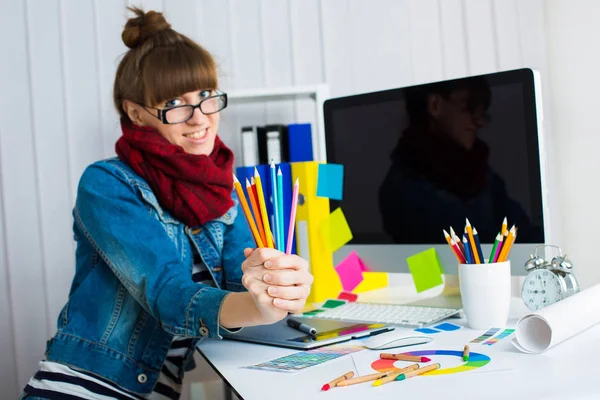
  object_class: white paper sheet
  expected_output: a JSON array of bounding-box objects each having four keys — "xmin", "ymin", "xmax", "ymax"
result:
[{"xmin": 512, "ymin": 283, "xmax": 600, "ymax": 354}]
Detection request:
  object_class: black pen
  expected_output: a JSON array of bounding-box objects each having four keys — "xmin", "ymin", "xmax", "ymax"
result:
[{"xmin": 287, "ymin": 318, "xmax": 317, "ymax": 335}]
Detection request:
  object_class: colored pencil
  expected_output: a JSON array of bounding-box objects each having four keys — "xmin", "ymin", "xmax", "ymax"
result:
[
  {"xmin": 472, "ymin": 228, "xmax": 485, "ymax": 264},
  {"xmin": 286, "ymin": 178, "xmax": 300, "ymax": 255},
  {"xmin": 465, "ymin": 219, "xmax": 480, "ymax": 264},
  {"xmin": 380, "ymin": 353, "xmax": 431, "ymax": 363},
  {"xmin": 269, "ymin": 161, "xmax": 281, "ymax": 251},
  {"xmin": 246, "ymin": 178, "xmax": 267, "ymax": 247},
  {"xmin": 321, "ymin": 371, "xmax": 354, "ymax": 391},
  {"xmin": 372, "ymin": 364, "xmax": 419, "ymax": 387},
  {"xmin": 276, "ymin": 168, "xmax": 285, "ymax": 252},
  {"xmin": 253, "ymin": 168, "xmax": 275, "ymax": 248},
  {"xmin": 450, "ymin": 226, "xmax": 465, "ymax": 254},
  {"xmin": 501, "ymin": 217, "xmax": 508, "ymax": 236},
  {"xmin": 463, "ymin": 345, "xmax": 470, "ymax": 361},
  {"xmin": 394, "ymin": 363, "xmax": 441, "ymax": 382},
  {"xmin": 489, "ymin": 233, "xmax": 503, "ymax": 263},
  {"xmin": 451, "ymin": 238, "xmax": 467, "ymax": 263},
  {"xmin": 336, "ymin": 371, "xmax": 388, "ymax": 387},
  {"xmin": 443, "ymin": 230, "xmax": 464, "ymax": 263},
  {"xmin": 497, "ymin": 225, "xmax": 517, "ymax": 262},
  {"xmin": 462, "ymin": 235, "xmax": 473, "ymax": 264},
  {"xmin": 233, "ymin": 175, "xmax": 264, "ymax": 248}
]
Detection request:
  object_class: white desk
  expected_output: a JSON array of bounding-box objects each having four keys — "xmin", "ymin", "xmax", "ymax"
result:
[{"xmin": 197, "ymin": 283, "xmax": 600, "ymax": 400}]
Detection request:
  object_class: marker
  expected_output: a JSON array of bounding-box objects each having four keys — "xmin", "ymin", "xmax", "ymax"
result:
[
  {"xmin": 321, "ymin": 371, "xmax": 354, "ymax": 391},
  {"xmin": 287, "ymin": 318, "xmax": 317, "ymax": 336}
]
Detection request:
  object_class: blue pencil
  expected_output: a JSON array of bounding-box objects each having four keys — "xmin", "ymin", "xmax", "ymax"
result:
[
  {"xmin": 269, "ymin": 161, "xmax": 281, "ymax": 250},
  {"xmin": 462, "ymin": 235, "xmax": 473, "ymax": 264},
  {"xmin": 472, "ymin": 228, "xmax": 484, "ymax": 264},
  {"xmin": 276, "ymin": 168, "xmax": 285, "ymax": 252}
]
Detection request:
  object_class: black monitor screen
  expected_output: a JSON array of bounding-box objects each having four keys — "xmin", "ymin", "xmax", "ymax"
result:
[{"xmin": 324, "ymin": 69, "xmax": 544, "ymax": 245}]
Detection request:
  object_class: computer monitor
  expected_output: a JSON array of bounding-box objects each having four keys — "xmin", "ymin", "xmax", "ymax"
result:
[{"xmin": 324, "ymin": 68, "xmax": 550, "ymax": 276}]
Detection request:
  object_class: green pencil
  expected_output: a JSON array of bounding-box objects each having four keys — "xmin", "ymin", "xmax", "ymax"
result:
[{"xmin": 489, "ymin": 233, "xmax": 503, "ymax": 263}]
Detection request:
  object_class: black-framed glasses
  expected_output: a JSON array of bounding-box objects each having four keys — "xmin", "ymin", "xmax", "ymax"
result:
[{"xmin": 143, "ymin": 90, "xmax": 228, "ymax": 124}]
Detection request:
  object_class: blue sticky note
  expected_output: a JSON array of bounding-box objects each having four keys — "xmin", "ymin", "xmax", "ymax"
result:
[
  {"xmin": 434, "ymin": 323, "xmax": 461, "ymax": 331},
  {"xmin": 415, "ymin": 328, "xmax": 439, "ymax": 334},
  {"xmin": 316, "ymin": 164, "xmax": 344, "ymax": 200}
]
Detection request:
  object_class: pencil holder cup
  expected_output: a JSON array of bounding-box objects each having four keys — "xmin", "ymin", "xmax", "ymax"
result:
[{"xmin": 458, "ymin": 261, "xmax": 511, "ymax": 329}]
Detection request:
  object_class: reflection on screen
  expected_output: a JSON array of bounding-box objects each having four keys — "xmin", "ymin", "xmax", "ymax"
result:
[{"xmin": 327, "ymin": 73, "xmax": 544, "ymax": 244}]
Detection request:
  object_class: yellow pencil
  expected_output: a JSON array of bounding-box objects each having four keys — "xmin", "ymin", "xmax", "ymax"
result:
[
  {"xmin": 465, "ymin": 218, "xmax": 480, "ymax": 264},
  {"xmin": 253, "ymin": 168, "xmax": 275, "ymax": 248},
  {"xmin": 501, "ymin": 217, "xmax": 508, "ymax": 236},
  {"xmin": 246, "ymin": 178, "xmax": 267, "ymax": 247},
  {"xmin": 497, "ymin": 225, "xmax": 517, "ymax": 262},
  {"xmin": 233, "ymin": 175, "xmax": 264, "ymax": 248}
]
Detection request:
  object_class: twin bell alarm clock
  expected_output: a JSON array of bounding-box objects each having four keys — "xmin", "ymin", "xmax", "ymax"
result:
[{"xmin": 522, "ymin": 245, "xmax": 580, "ymax": 311}]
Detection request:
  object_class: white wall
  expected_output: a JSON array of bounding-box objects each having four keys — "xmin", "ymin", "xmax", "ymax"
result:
[
  {"xmin": 0, "ymin": 0, "xmax": 553, "ymax": 395},
  {"xmin": 545, "ymin": 0, "xmax": 600, "ymax": 289}
]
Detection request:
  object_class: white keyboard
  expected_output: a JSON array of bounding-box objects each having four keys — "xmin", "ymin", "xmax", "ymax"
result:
[{"xmin": 310, "ymin": 302, "xmax": 461, "ymax": 328}]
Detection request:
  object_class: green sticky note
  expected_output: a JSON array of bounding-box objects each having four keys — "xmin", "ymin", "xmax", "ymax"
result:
[
  {"xmin": 406, "ymin": 248, "xmax": 444, "ymax": 293},
  {"xmin": 303, "ymin": 309, "xmax": 325, "ymax": 316},
  {"xmin": 322, "ymin": 299, "xmax": 346, "ymax": 309}
]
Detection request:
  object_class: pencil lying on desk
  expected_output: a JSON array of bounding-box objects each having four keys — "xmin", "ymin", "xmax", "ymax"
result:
[
  {"xmin": 380, "ymin": 353, "xmax": 431, "ymax": 363},
  {"xmin": 394, "ymin": 363, "xmax": 440, "ymax": 382},
  {"xmin": 336, "ymin": 371, "xmax": 388, "ymax": 387},
  {"xmin": 321, "ymin": 371, "xmax": 354, "ymax": 391},
  {"xmin": 372, "ymin": 364, "xmax": 419, "ymax": 386}
]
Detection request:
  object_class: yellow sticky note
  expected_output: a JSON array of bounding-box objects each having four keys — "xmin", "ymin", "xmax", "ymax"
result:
[
  {"xmin": 321, "ymin": 207, "xmax": 353, "ymax": 252},
  {"xmin": 353, "ymin": 272, "xmax": 388, "ymax": 293}
]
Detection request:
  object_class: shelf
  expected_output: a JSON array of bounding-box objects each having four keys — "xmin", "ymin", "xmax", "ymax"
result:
[{"xmin": 226, "ymin": 84, "xmax": 329, "ymax": 161}]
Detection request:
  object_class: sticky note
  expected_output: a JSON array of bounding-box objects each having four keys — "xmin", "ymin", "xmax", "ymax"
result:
[
  {"xmin": 353, "ymin": 272, "xmax": 388, "ymax": 293},
  {"xmin": 321, "ymin": 208, "xmax": 353, "ymax": 252},
  {"xmin": 406, "ymin": 248, "xmax": 444, "ymax": 293},
  {"xmin": 316, "ymin": 163, "xmax": 344, "ymax": 200},
  {"xmin": 337, "ymin": 292, "xmax": 358, "ymax": 302},
  {"xmin": 303, "ymin": 309, "xmax": 325, "ymax": 316},
  {"xmin": 322, "ymin": 299, "xmax": 346, "ymax": 309},
  {"xmin": 334, "ymin": 252, "xmax": 365, "ymax": 292},
  {"xmin": 434, "ymin": 323, "xmax": 461, "ymax": 331},
  {"xmin": 415, "ymin": 328, "xmax": 439, "ymax": 334}
]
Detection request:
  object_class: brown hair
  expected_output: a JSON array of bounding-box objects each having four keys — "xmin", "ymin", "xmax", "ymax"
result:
[{"xmin": 113, "ymin": 7, "xmax": 218, "ymax": 121}]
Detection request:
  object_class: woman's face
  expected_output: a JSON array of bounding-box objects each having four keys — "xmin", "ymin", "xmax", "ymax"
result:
[{"xmin": 133, "ymin": 89, "xmax": 221, "ymax": 156}]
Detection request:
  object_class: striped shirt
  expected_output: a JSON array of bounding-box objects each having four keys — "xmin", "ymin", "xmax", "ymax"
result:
[{"xmin": 23, "ymin": 252, "xmax": 215, "ymax": 399}]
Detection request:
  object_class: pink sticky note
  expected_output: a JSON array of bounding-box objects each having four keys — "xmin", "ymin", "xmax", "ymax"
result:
[{"xmin": 335, "ymin": 251, "xmax": 368, "ymax": 292}]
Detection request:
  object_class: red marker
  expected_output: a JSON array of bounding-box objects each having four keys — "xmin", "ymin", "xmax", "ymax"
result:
[{"xmin": 321, "ymin": 371, "xmax": 354, "ymax": 391}]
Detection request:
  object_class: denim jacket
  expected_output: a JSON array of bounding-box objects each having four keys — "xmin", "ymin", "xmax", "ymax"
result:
[{"xmin": 44, "ymin": 158, "xmax": 254, "ymax": 395}]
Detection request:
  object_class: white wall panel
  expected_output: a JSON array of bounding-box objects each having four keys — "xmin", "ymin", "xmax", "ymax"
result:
[
  {"xmin": 463, "ymin": 0, "xmax": 498, "ymax": 75},
  {"xmin": 26, "ymin": 0, "xmax": 75, "ymax": 339},
  {"xmin": 0, "ymin": 0, "xmax": 50, "ymax": 390}
]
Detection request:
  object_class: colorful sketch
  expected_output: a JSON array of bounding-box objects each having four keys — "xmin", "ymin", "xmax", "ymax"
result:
[
  {"xmin": 371, "ymin": 349, "xmax": 491, "ymax": 376},
  {"xmin": 470, "ymin": 327, "xmax": 500, "ymax": 343},
  {"xmin": 483, "ymin": 329, "xmax": 515, "ymax": 346},
  {"xmin": 246, "ymin": 345, "xmax": 363, "ymax": 373}
]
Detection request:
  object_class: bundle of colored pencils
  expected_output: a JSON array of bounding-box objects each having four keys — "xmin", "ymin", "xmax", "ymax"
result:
[
  {"xmin": 233, "ymin": 161, "xmax": 300, "ymax": 254},
  {"xmin": 443, "ymin": 217, "xmax": 517, "ymax": 264}
]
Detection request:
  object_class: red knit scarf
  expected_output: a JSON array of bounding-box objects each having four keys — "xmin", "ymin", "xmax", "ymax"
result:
[{"xmin": 115, "ymin": 119, "xmax": 234, "ymax": 227}]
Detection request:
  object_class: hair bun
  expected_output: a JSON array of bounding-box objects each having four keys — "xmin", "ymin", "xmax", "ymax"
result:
[{"xmin": 122, "ymin": 7, "xmax": 171, "ymax": 49}]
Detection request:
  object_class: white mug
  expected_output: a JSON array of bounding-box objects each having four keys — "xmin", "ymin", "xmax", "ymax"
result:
[{"xmin": 458, "ymin": 261, "xmax": 511, "ymax": 329}]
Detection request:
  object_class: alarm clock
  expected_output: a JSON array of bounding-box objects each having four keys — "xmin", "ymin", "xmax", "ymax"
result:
[{"xmin": 522, "ymin": 245, "xmax": 580, "ymax": 311}]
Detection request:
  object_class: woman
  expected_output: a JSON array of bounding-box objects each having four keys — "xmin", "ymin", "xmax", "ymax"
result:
[{"xmin": 21, "ymin": 7, "xmax": 313, "ymax": 399}]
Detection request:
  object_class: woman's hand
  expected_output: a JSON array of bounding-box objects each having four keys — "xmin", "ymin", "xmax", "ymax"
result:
[{"xmin": 241, "ymin": 248, "xmax": 313, "ymax": 320}]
